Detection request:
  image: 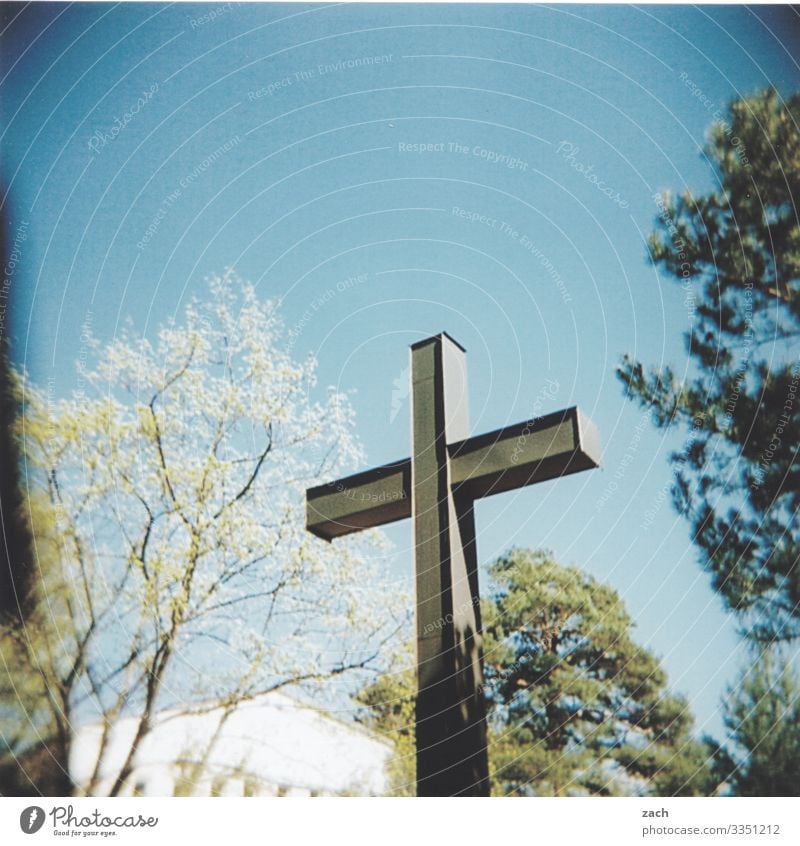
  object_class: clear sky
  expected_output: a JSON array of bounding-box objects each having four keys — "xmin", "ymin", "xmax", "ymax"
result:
[{"xmin": 2, "ymin": 2, "xmax": 798, "ymax": 739}]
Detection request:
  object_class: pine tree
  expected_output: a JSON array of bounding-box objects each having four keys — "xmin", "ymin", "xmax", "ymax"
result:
[{"xmin": 359, "ymin": 549, "xmax": 716, "ymax": 796}]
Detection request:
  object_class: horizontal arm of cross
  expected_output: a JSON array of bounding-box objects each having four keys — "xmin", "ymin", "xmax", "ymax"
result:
[{"xmin": 306, "ymin": 406, "xmax": 601, "ymax": 541}]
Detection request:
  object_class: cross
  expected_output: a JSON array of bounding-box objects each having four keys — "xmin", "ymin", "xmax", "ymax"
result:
[{"xmin": 306, "ymin": 333, "xmax": 601, "ymax": 796}]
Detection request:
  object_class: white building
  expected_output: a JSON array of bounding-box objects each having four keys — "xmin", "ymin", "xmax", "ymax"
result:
[{"xmin": 70, "ymin": 692, "xmax": 392, "ymax": 797}]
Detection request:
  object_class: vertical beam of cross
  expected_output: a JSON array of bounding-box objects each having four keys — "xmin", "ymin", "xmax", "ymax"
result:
[{"xmin": 410, "ymin": 334, "xmax": 489, "ymax": 796}]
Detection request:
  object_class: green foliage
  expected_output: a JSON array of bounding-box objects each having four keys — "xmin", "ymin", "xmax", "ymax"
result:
[
  {"xmin": 0, "ymin": 354, "xmax": 72, "ymax": 795},
  {"xmin": 359, "ymin": 549, "xmax": 716, "ymax": 796},
  {"xmin": 355, "ymin": 654, "xmax": 416, "ymax": 796},
  {"xmin": 2, "ymin": 275, "xmax": 400, "ymax": 796},
  {"xmin": 618, "ymin": 89, "xmax": 800, "ymax": 642},
  {"xmin": 722, "ymin": 651, "xmax": 800, "ymax": 796},
  {"xmin": 483, "ymin": 549, "xmax": 714, "ymax": 796}
]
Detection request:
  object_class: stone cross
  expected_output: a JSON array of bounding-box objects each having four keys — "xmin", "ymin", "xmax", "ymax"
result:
[{"xmin": 306, "ymin": 333, "xmax": 601, "ymax": 796}]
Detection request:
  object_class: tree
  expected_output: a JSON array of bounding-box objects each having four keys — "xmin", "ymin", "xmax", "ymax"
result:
[
  {"xmin": 359, "ymin": 548, "xmax": 716, "ymax": 796},
  {"xmin": 0, "ymin": 208, "xmax": 36, "ymax": 622},
  {"xmin": 0, "ymin": 203, "xmax": 72, "ymax": 795},
  {"xmin": 617, "ymin": 88, "xmax": 800, "ymax": 642},
  {"xmin": 721, "ymin": 650, "xmax": 800, "ymax": 796},
  {"xmin": 483, "ymin": 549, "xmax": 715, "ymax": 796},
  {"xmin": 0, "ymin": 272, "xmax": 402, "ymax": 796},
  {"xmin": 0, "ymin": 489, "xmax": 75, "ymax": 795}
]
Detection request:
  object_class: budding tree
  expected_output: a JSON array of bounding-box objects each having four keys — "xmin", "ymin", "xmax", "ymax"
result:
[
  {"xmin": 358, "ymin": 549, "xmax": 716, "ymax": 797},
  {"xmin": 2, "ymin": 273, "xmax": 402, "ymax": 796}
]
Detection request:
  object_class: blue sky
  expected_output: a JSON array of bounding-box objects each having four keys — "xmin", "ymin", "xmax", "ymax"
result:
[{"xmin": 2, "ymin": 2, "xmax": 798, "ymax": 740}]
